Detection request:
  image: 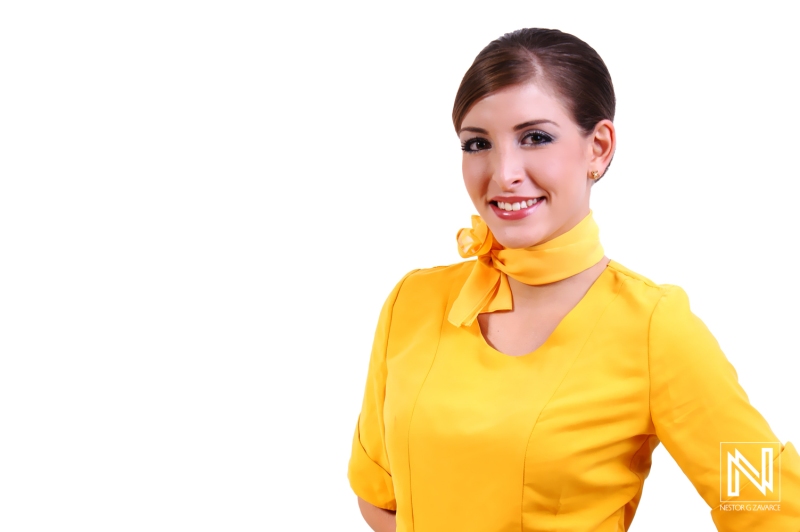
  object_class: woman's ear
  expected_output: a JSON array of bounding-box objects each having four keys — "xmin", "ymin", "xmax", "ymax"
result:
[{"xmin": 590, "ymin": 119, "xmax": 616, "ymax": 174}]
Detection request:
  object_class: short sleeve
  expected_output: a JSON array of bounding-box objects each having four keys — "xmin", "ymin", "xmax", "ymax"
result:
[
  {"xmin": 649, "ymin": 286, "xmax": 800, "ymax": 530},
  {"xmin": 347, "ymin": 270, "xmax": 417, "ymax": 511}
]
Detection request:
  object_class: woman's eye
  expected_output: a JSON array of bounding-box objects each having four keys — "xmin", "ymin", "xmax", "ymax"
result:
[
  {"xmin": 522, "ymin": 130, "xmax": 554, "ymax": 145},
  {"xmin": 461, "ymin": 138, "xmax": 490, "ymax": 153}
]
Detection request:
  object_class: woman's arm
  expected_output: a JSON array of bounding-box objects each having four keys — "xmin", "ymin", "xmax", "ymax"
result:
[
  {"xmin": 348, "ymin": 271, "xmax": 419, "ymax": 531},
  {"xmin": 649, "ymin": 286, "xmax": 800, "ymax": 530},
  {"xmin": 357, "ymin": 496, "xmax": 396, "ymax": 532}
]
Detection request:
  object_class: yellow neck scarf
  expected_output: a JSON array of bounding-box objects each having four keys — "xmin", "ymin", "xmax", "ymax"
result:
[{"xmin": 447, "ymin": 210, "xmax": 604, "ymax": 328}]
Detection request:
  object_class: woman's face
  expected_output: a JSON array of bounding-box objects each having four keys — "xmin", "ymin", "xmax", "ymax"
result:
[{"xmin": 458, "ymin": 81, "xmax": 613, "ymax": 249}]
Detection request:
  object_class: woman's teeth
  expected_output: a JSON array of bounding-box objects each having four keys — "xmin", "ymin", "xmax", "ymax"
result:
[{"xmin": 496, "ymin": 198, "xmax": 541, "ymax": 211}]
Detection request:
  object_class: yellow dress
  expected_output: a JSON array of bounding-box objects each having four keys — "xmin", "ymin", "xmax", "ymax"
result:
[{"xmin": 348, "ymin": 259, "xmax": 800, "ymax": 531}]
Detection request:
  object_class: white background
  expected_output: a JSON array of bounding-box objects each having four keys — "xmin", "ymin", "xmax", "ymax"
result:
[{"xmin": 1, "ymin": 1, "xmax": 798, "ymax": 530}]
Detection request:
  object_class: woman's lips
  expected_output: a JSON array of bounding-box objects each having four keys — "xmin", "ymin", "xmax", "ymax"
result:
[{"xmin": 489, "ymin": 197, "xmax": 545, "ymax": 220}]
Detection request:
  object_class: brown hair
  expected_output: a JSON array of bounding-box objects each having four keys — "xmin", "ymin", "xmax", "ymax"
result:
[{"xmin": 452, "ymin": 28, "xmax": 616, "ymax": 178}]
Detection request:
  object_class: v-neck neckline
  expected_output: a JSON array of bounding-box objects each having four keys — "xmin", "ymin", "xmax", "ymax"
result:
[{"xmin": 469, "ymin": 260, "xmax": 618, "ymax": 359}]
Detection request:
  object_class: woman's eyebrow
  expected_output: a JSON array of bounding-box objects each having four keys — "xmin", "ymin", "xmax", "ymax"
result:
[
  {"xmin": 459, "ymin": 126, "xmax": 488, "ymax": 134},
  {"xmin": 458, "ymin": 119, "xmax": 559, "ymax": 135},
  {"xmin": 513, "ymin": 119, "xmax": 559, "ymax": 131}
]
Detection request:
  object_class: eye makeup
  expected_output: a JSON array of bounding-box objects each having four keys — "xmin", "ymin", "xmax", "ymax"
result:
[
  {"xmin": 461, "ymin": 137, "xmax": 490, "ymax": 153},
  {"xmin": 460, "ymin": 129, "xmax": 555, "ymax": 153},
  {"xmin": 520, "ymin": 129, "xmax": 554, "ymax": 146}
]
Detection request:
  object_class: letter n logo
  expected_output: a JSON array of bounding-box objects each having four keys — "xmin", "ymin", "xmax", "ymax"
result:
[{"xmin": 720, "ymin": 442, "xmax": 781, "ymax": 503}]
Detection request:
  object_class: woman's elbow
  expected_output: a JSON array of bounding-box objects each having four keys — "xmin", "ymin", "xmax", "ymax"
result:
[{"xmin": 357, "ymin": 496, "xmax": 396, "ymax": 532}]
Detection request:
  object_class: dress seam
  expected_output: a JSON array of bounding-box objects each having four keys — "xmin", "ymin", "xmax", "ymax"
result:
[
  {"xmin": 382, "ymin": 269, "xmax": 422, "ymax": 474},
  {"xmin": 403, "ymin": 269, "xmax": 457, "ymax": 532},
  {"xmin": 646, "ymin": 287, "xmax": 673, "ymax": 433},
  {"xmin": 519, "ymin": 277, "xmax": 625, "ymax": 530}
]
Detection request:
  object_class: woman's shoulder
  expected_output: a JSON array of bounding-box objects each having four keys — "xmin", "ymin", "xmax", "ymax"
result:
[
  {"xmin": 390, "ymin": 259, "xmax": 696, "ymax": 317},
  {"xmin": 606, "ymin": 259, "xmax": 661, "ymax": 289},
  {"xmin": 395, "ymin": 261, "xmax": 473, "ymax": 289},
  {"xmin": 605, "ymin": 259, "xmax": 688, "ymax": 310},
  {"xmin": 403, "ymin": 261, "xmax": 474, "ymax": 283},
  {"xmin": 386, "ymin": 261, "xmax": 474, "ymax": 309},
  {"xmin": 396, "ymin": 259, "xmax": 687, "ymax": 301}
]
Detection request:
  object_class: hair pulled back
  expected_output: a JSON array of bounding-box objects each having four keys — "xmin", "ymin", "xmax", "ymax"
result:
[{"xmin": 453, "ymin": 28, "xmax": 616, "ymax": 140}]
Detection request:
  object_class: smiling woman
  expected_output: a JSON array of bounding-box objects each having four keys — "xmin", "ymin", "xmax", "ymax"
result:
[
  {"xmin": 346, "ymin": 28, "xmax": 800, "ymax": 532},
  {"xmin": 457, "ymin": 82, "xmax": 614, "ymax": 249}
]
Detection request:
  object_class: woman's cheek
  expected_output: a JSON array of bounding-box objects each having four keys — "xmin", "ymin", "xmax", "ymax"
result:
[
  {"xmin": 536, "ymin": 157, "xmax": 575, "ymax": 189},
  {"xmin": 462, "ymin": 162, "xmax": 488, "ymax": 197}
]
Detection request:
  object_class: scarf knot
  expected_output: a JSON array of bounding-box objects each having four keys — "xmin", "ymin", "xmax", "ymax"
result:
[
  {"xmin": 447, "ymin": 210, "xmax": 604, "ymax": 328},
  {"xmin": 457, "ymin": 215, "xmax": 496, "ymax": 258}
]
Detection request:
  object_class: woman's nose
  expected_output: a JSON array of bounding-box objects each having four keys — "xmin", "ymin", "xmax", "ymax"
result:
[{"xmin": 491, "ymin": 146, "xmax": 525, "ymax": 189}]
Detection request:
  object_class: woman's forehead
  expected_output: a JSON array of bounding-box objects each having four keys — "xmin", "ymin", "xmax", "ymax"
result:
[{"xmin": 460, "ymin": 82, "xmax": 573, "ymax": 130}]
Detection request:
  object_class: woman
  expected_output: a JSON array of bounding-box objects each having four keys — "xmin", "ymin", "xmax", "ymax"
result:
[{"xmin": 347, "ymin": 28, "xmax": 800, "ymax": 531}]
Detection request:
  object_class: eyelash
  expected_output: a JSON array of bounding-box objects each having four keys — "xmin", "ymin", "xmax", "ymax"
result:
[{"xmin": 461, "ymin": 130, "xmax": 555, "ymax": 153}]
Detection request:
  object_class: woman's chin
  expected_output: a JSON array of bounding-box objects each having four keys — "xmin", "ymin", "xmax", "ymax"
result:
[{"xmin": 490, "ymin": 227, "xmax": 548, "ymax": 249}]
